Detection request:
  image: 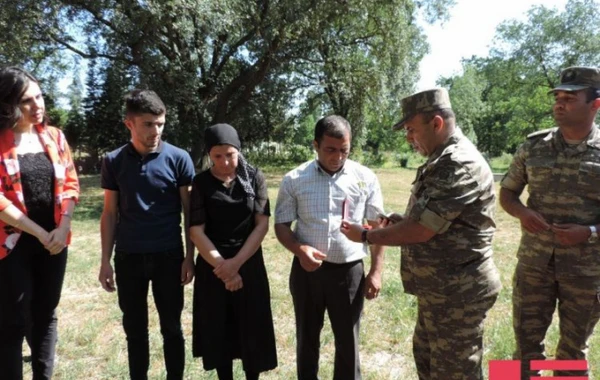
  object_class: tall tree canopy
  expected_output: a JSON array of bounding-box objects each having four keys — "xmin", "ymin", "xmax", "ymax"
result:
[
  {"xmin": 0, "ymin": 0, "xmax": 453, "ymax": 162},
  {"xmin": 440, "ymin": 0, "xmax": 600, "ymax": 156}
]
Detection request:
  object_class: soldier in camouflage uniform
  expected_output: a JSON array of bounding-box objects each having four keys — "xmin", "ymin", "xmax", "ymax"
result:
[
  {"xmin": 342, "ymin": 88, "xmax": 501, "ymax": 380},
  {"xmin": 500, "ymin": 66, "xmax": 600, "ymax": 378}
]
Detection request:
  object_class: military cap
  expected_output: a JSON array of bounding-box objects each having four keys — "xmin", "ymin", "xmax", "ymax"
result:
[
  {"xmin": 392, "ymin": 88, "xmax": 452, "ymax": 130},
  {"xmin": 551, "ymin": 66, "xmax": 600, "ymax": 92}
]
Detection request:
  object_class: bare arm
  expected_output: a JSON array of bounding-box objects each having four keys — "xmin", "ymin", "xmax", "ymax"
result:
[
  {"xmin": 274, "ymin": 222, "xmax": 326, "ymax": 272},
  {"xmin": 99, "ymin": 190, "xmax": 118, "ymax": 292},
  {"xmin": 341, "ymin": 217, "xmax": 436, "ymax": 246},
  {"xmin": 0, "ymin": 204, "xmax": 50, "ymax": 244},
  {"xmin": 179, "ymin": 185, "xmax": 195, "ymax": 285},
  {"xmin": 213, "ymin": 213, "xmax": 269, "ymax": 281},
  {"xmin": 190, "ymin": 223, "xmax": 243, "ymax": 291},
  {"xmin": 190, "ymin": 224, "xmax": 225, "ymax": 268},
  {"xmin": 367, "ymin": 218, "xmax": 436, "ymax": 246},
  {"xmin": 364, "ymin": 218, "xmax": 385, "ymax": 300},
  {"xmin": 180, "ymin": 185, "xmax": 194, "ymax": 260},
  {"xmin": 46, "ymin": 198, "xmax": 76, "ymax": 254}
]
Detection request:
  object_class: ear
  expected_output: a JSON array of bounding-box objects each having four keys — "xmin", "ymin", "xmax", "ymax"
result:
[
  {"xmin": 312, "ymin": 140, "xmax": 319, "ymax": 151},
  {"xmin": 124, "ymin": 118, "xmax": 133, "ymax": 131},
  {"xmin": 592, "ymin": 98, "xmax": 600, "ymax": 111},
  {"xmin": 432, "ymin": 114, "xmax": 445, "ymax": 132}
]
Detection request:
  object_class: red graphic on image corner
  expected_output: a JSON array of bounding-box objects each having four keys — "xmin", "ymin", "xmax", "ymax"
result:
[{"xmin": 489, "ymin": 360, "xmax": 588, "ymax": 380}]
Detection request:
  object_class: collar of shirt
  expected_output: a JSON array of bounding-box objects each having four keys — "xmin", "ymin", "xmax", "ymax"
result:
[
  {"xmin": 554, "ymin": 125, "xmax": 600, "ymax": 154},
  {"xmin": 126, "ymin": 140, "xmax": 164, "ymax": 159}
]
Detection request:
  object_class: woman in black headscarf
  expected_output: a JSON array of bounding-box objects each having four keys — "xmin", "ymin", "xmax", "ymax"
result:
[{"xmin": 189, "ymin": 124, "xmax": 277, "ymax": 380}]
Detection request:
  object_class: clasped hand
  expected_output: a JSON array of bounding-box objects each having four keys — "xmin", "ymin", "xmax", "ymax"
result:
[
  {"xmin": 518, "ymin": 209, "xmax": 591, "ymax": 246},
  {"xmin": 40, "ymin": 226, "xmax": 68, "ymax": 255},
  {"xmin": 214, "ymin": 258, "xmax": 243, "ymax": 291}
]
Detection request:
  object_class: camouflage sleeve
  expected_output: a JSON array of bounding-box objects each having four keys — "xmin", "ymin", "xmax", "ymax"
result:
[
  {"xmin": 500, "ymin": 142, "xmax": 528, "ymax": 194},
  {"xmin": 408, "ymin": 159, "xmax": 481, "ymax": 234}
]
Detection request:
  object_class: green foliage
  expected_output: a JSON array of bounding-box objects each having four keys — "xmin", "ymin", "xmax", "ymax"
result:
[
  {"xmin": 489, "ymin": 152, "xmax": 514, "ymax": 172},
  {"xmin": 439, "ymin": 0, "xmax": 600, "ymax": 156},
  {"xmin": 0, "ymin": 0, "xmax": 68, "ymax": 75},
  {"xmin": 0, "ymin": 0, "xmax": 454, "ymax": 162},
  {"xmin": 245, "ymin": 143, "xmax": 314, "ymax": 167},
  {"xmin": 292, "ymin": 0, "xmax": 453, "ymax": 153},
  {"xmin": 46, "ymin": 107, "xmax": 68, "ymax": 128},
  {"xmin": 83, "ymin": 59, "xmax": 132, "ymax": 161}
]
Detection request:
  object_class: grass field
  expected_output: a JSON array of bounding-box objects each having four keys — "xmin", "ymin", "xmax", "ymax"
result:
[{"xmin": 24, "ymin": 167, "xmax": 600, "ymax": 379}]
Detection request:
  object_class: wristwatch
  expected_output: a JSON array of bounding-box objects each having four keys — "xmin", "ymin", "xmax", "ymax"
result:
[
  {"xmin": 361, "ymin": 229, "xmax": 371, "ymax": 244},
  {"xmin": 588, "ymin": 225, "xmax": 598, "ymax": 243}
]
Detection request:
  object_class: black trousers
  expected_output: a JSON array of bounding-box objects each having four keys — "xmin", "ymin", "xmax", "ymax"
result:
[
  {"xmin": 289, "ymin": 257, "xmax": 365, "ymax": 380},
  {"xmin": 114, "ymin": 249, "xmax": 185, "ymax": 380},
  {"xmin": 0, "ymin": 234, "xmax": 67, "ymax": 380}
]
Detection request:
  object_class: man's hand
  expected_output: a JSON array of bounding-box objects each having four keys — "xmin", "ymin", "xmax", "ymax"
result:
[
  {"xmin": 386, "ymin": 213, "xmax": 404, "ymax": 224},
  {"xmin": 99, "ymin": 263, "xmax": 116, "ymax": 292},
  {"xmin": 340, "ymin": 221, "xmax": 364, "ymax": 243},
  {"xmin": 224, "ymin": 273, "xmax": 243, "ymax": 292},
  {"xmin": 181, "ymin": 257, "xmax": 195, "ymax": 285},
  {"xmin": 297, "ymin": 245, "xmax": 327, "ymax": 272},
  {"xmin": 551, "ymin": 223, "xmax": 590, "ymax": 246},
  {"xmin": 364, "ymin": 271, "xmax": 382, "ymax": 300},
  {"xmin": 214, "ymin": 258, "xmax": 241, "ymax": 281},
  {"xmin": 517, "ymin": 208, "xmax": 550, "ymax": 234}
]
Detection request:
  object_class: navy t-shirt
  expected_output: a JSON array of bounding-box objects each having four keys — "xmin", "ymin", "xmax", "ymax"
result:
[{"xmin": 101, "ymin": 141, "xmax": 195, "ymax": 253}]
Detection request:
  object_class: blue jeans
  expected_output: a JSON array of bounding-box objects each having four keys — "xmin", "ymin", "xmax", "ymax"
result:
[
  {"xmin": 0, "ymin": 234, "xmax": 67, "ymax": 380},
  {"xmin": 114, "ymin": 249, "xmax": 185, "ymax": 380}
]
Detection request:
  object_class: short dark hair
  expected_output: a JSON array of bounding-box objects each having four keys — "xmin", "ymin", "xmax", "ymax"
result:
[
  {"xmin": 586, "ymin": 87, "xmax": 600, "ymax": 103},
  {"xmin": 421, "ymin": 108, "xmax": 456, "ymax": 127},
  {"xmin": 0, "ymin": 66, "xmax": 43, "ymax": 130},
  {"xmin": 125, "ymin": 89, "xmax": 166, "ymax": 117},
  {"xmin": 314, "ymin": 115, "xmax": 352, "ymax": 144}
]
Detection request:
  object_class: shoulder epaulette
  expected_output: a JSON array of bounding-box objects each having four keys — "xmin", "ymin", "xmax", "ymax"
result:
[{"xmin": 526, "ymin": 127, "xmax": 557, "ymax": 140}]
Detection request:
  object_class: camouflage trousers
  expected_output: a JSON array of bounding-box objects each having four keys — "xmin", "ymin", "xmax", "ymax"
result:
[
  {"xmin": 413, "ymin": 292, "xmax": 497, "ymax": 380},
  {"xmin": 513, "ymin": 259, "xmax": 600, "ymax": 378}
]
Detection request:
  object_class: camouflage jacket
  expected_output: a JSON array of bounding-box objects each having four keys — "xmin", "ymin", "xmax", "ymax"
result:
[
  {"xmin": 501, "ymin": 125, "xmax": 600, "ymax": 277},
  {"xmin": 401, "ymin": 129, "xmax": 501, "ymax": 299}
]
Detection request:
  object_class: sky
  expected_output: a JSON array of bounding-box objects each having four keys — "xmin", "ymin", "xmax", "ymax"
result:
[{"xmin": 416, "ymin": 0, "xmax": 570, "ymax": 91}]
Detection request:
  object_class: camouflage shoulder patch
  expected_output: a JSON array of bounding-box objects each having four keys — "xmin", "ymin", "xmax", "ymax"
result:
[
  {"xmin": 527, "ymin": 127, "xmax": 557, "ymax": 140},
  {"xmin": 436, "ymin": 166, "xmax": 455, "ymax": 184}
]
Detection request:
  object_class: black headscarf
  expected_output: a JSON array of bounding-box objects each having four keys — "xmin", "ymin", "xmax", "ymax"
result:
[{"xmin": 204, "ymin": 123, "xmax": 256, "ymax": 198}]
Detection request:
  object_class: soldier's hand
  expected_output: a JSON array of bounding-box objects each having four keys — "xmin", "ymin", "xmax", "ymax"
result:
[
  {"xmin": 550, "ymin": 223, "xmax": 590, "ymax": 246},
  {"xmin": 517, "ymin": 208, "xmax": 550, "ymax": 234},
  {"xmin": 297, "ymin": 245, "xmax": 326, "ymax": 272}
]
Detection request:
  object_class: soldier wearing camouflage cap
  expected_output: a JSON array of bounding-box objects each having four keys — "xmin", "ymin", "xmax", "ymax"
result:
[
  {"xmin": 342, "ymin": 88, "xmax": 501, "ymax": 380},
  {"xmin": 500, "ymin": 66, "xmax": 600, "ymax": 378}
]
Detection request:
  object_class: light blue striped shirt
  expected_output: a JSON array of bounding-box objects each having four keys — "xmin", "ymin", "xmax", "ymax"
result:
[{"xmin": 275, "ymin": 159, "xmax": 384, "ymax": 263}]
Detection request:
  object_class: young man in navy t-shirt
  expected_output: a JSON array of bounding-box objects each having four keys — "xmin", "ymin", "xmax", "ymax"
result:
[{"xmin": 98, "ymin": 89, "xmax": 195, "ymax": 380}]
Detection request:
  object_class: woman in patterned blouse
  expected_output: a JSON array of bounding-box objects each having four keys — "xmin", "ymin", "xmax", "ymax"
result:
[{"xmin": 0, "ymin": 66, "xmax": 79, "ymax": 380}]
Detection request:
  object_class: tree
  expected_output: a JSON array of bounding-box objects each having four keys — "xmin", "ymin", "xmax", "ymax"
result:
[
  {"xmin": 288, "ymin": 0, "xmax": 451, "ymax": 153},
  {"xmin": 83, "ymin": 59, "xmax": 133, "ymax": 163},
  {"xmin": 439, "ymin": 0, "xmax": 600, "ymax": 155},
  {"xmin": 63, "ymin": 60, "xmax": 87, "ymax": 151},
  {"xmin": 0, "ymin": 0, "xmax": 453, "ymax": 163}
]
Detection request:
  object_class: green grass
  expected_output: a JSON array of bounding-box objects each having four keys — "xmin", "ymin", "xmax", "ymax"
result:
[{"xmin": 23, "ymin": 168, "xmax": 599, "ymax": 379}]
